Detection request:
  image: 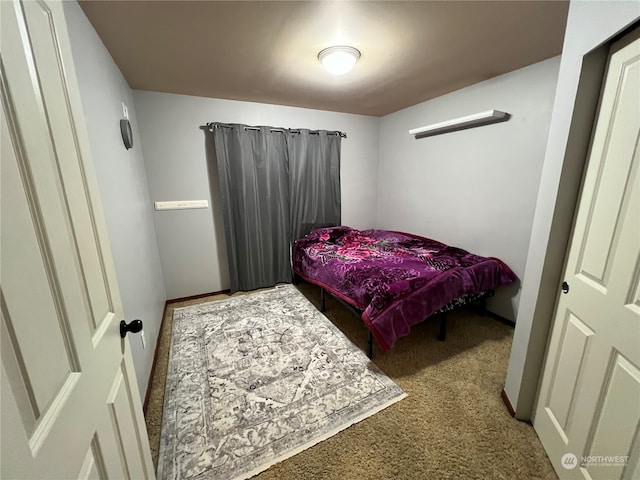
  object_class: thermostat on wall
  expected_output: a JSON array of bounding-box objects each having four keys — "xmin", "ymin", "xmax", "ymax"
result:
[{"xmin": 120, "ymin": 119, "xmax": 133, "ymax": 149}]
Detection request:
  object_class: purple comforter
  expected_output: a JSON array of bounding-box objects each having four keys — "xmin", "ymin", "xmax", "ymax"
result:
[{"xmin": 293, "ymin": 226, "xmax": 517, "ymax": 352}]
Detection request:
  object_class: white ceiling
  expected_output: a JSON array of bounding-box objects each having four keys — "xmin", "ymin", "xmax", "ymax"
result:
[{"xmin": 79, "ymin": 0, "xmax": 569, "ymax": 117}]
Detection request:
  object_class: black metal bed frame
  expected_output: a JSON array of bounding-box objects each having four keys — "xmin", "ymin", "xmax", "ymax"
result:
[{"xmin": 318, "ymin": 286, "xmax": 495, "ymax": 358}]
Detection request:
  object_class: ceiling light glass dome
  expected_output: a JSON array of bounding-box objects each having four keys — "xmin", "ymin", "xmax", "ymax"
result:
[{"xmin": 318, "ymin": 46, "xmax": 361, "ymax": 75}]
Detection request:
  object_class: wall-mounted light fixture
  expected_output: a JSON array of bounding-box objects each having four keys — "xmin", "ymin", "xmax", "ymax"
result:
[
  {"xmin": 318, "ymin": 46, "xmax": 361, "ymax": 75},
  {"xmin": 409, "ymin": 110, "xmax": 510, "ymax": 138}
]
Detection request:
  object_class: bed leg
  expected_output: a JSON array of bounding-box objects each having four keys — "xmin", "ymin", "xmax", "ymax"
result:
[
  {"xmin": 438, "ymin": 313, "xmax": 447, "ymax": 341},
  {"xmin": 474, "ymin": 290, "xmax": 494, "ymax": 316},
  {"xmin": 474, "ymin": 296, "xmax": 488, "ymax": 316},
  {"xmin": 320, "ymin": 288, "xmax": 326, "ymax": 312},
  {"xmin": 367, "ymin": 330, "xmax": 373, "ymax": 359}
]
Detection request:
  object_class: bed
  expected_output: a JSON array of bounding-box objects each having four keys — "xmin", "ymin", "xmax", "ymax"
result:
[{"xmin": 292, "ymin": 226, "xmax": 517, "ymax": 356}]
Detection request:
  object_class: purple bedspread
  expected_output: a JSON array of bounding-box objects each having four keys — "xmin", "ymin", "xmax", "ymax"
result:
[{"xmin": 292, "ymin": 226, "xmax": 517, "ymax": 352}]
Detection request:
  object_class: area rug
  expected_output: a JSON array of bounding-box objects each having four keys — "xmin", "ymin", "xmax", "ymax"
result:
[{"xmin": 157, "ymin": 284, "xmax": 406, "ymax": 480}]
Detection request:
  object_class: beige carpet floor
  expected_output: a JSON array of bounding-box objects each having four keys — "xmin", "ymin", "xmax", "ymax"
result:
[{"xmin": 145, "ymin": 282, "xmax": 556, "ymax": 480}]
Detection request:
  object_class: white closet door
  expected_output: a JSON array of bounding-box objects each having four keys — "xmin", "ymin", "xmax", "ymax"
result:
[{"xmin": 533, "ymin": 31, "xmax": 640, "ymax": 480}]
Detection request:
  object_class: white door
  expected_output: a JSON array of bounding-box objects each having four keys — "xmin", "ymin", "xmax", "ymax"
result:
[
  {"xmin": 1, "ymin": 1, "xmax": 155, "ymax": 478},
  {"xmin": 533, "ymin": 31, "xmax": 640, "ymax": 479}
]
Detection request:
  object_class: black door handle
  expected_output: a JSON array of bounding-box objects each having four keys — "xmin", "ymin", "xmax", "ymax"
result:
[
  {"xmin": 120, "ymin": 319, "xmax": 143, "ymax": 338},
  {"xmin": 562, "ymin": 281, "xmax": 569, "ymax": 294}
]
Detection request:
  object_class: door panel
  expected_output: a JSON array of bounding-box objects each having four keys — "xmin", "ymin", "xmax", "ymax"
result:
[
  {"xmin": 1, "ymin": 107, "xmax": 78, "ymax": 420},
  {"xmin": 534, "ymin": 31, "xmax": 640, "ymax": 479},
  {"xmin": 106, "ymin": 364, "xmax": 149, "ymax": 480},
  {"xmin": 583, "ymin": 353, "xmax": 640, "ymax": 480},
  {"xmin": 576, "ymin": 56, "xmax": 639, "ymax": 288},
  {"xmin": 546, "ymin": 311, "xmax": 594, "ymax": 436},
  {"xmin": 78, "ymin": 439, "xmax": 107, "ymax": 480},
  {"xmin": 1, "ymin": 1, "xmax": 154, "ymax": 478},
  {"xmin": 21, "ymin": 0, "xmax": 114, "ymax": 331}
]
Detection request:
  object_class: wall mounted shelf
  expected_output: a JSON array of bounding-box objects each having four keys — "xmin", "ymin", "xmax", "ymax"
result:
[
  {"xmin": 154, "ymin": 200, "xmax": 209, "ymax": 211},
  {"xmin": 409, "ymin": 110, "xmax": 510, "ymax": 138}
]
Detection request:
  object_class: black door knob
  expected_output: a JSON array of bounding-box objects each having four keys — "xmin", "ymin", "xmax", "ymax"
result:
[
  {"xmin": 562, "ymin": 281, "xmax": 569, "ymax": 294},
  {"xmin": 120, "ymin": 319, "xmax": 143, "ymax": 338}
]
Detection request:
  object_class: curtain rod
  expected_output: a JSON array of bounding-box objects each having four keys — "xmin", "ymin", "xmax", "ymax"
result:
[{"xmin": 200, "ymin": 122, "xmax": 346, "ymax": 138}]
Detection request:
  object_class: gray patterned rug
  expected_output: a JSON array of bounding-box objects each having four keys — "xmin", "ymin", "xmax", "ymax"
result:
[{"xmin": 157, "ymin": 284, "xmax": 406, "ymax": 480}]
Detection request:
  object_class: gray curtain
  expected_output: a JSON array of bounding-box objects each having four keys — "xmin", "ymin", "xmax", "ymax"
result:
[
  {"xmin": 213, "ymin": 125, "xmax": 292, "ymax": 292},
  {"xmin": 288, "ymin": 129, "xmax": 341, "ymax": 242},
  {"xmin": 212, "ymin": 123, "xmax": 341, "ymax": 293}
]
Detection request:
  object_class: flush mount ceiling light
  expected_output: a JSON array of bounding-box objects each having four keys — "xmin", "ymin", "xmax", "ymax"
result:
[{"xmin": 318, "ymin": 46, "xmax": 361, "ymax": 75}]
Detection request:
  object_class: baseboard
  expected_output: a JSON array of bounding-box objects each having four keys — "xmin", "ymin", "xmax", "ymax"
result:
[
  {"xmin": 143, "ymin": 301, "xmax": 169, "ymax": 414},
  {"xmin": 143, "ymin": 288, "xmax": 231, "ymax": 414},
  {"xmin": 500, "ymin": 389, "xmax": 533, "ymax": 425},
  {"xmin": 501, "ymin": 389, "xmax": 516, "ymax": 417},
  {"xmin": 142, "ymin": 290, "xmax": 517, "ymax": 413},
  {"xmin": 485, "ymin": 310, "xmax": 516, "ymax": 327},
  {"xmin": 167, "ymin": 289, "xmax": 231, "ymax": 304}
]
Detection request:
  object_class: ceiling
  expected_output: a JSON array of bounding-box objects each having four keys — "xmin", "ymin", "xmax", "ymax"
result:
[{"xmin": 79, "ymin": 0, "xmax": 569, "ymax": 117}]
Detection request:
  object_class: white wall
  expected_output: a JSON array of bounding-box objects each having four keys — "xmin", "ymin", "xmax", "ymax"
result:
[
  {"xmin": 505, "ymin": 0, "xmax": 639, "ymax": 419},
  {"xmin": 64, "ymin": 1, "xmax": 167, "ymax": 401},
  {"xmin": 133, "ymin": 91, "xmax": 380, "ymax": 299},
  {"xmin": 377, "ymin": 57, "xmax": 561, "ymax": 321}
]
